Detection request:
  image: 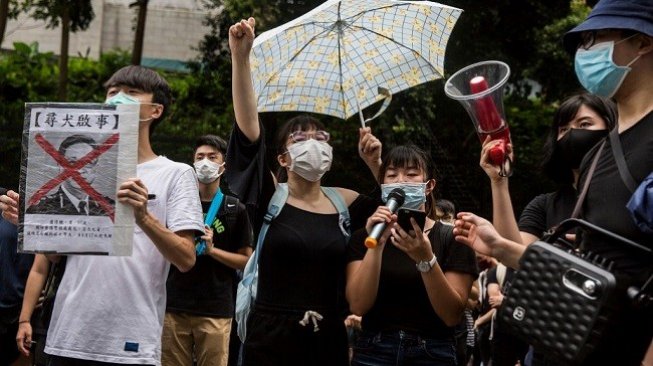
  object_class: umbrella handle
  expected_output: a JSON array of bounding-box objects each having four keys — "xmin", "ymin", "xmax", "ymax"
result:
[{"xmin": 358, "ymin": 87, "xmax": 392, "ymax": 128}]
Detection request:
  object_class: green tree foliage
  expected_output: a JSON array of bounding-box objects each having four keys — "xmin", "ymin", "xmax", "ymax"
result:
[
  {"xmin": 0, "ymin": 0, "xmax": 595, "ymax": 218},
  {"xmin": 22, "ymin": 0, "xmax": 95, "ymax": 100},
  {"xmin": 186, "ymin": 0, "xmax": 589, "ymax": 216},
  {"xmin": 522, "ymin": 0, "xmax": 592, "ymax": 101}
]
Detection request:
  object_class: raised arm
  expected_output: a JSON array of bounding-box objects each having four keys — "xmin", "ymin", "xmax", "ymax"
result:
[
  {"xmin": 230, "ymin": 17, "xmax": 260, "ymax": 143},
  {"xmin": 480, "ymin": 138, "xmax": 524, "ymax": 244}
]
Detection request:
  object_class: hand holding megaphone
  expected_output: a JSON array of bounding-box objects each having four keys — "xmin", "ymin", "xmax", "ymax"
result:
[{"xmin": 444, "ymin": 61, "xmax": 513, "ymax": 177}]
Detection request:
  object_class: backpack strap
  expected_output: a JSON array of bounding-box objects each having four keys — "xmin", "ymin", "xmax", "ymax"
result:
[
  {"xmin": 222, "ymin": 195, "xmax": 240, "ymax": 233},
  {"xmin": 246, "ymin": 183, "xmax": 289, "ymax": 268},
  {"xmin": 609, "ymin": 128, "xmax": 638, "ymax": 193},
  {"xmin": 496, "ymin": 263, "xmax": 507, "ymax": 289},
  {"xmin": 321, "ymin": 186, "xmax": 351, "ymax": 238}
]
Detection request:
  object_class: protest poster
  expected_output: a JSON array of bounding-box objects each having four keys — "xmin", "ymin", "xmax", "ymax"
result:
[{"xmin": 18, "ymin": 103, "xmax": 139, "ymax": 255}]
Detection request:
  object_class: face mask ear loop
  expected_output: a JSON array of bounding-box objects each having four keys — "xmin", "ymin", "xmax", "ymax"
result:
[{"xmin": 626, "ymin": 54, "xmax": 641, "ymax": 68}]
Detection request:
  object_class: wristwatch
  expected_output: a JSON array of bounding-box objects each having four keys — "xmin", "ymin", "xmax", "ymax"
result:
[{"xmin": 416, "ymin": 255, "xmax": 437, "ymax": 273}]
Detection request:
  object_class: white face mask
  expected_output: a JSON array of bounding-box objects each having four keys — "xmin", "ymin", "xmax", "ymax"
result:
[
  {"xmin": 194, "ymin": 158, "xmax": 224, "ymax": 184},
  {"xmin": 287, "ymin": 139, "xmax": 333, "ymax": 182}
]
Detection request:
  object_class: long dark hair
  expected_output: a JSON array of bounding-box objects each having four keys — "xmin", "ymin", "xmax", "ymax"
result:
[
  {"xmin": 541, "ymin": 93, "xmax": 617, "ymax": 184},
  {"xmin": 378, "ymin": 144, "xmax": 438, "ymax": 219},
  {"xmin": 274, "ymin": 114, "xmax": 326, "ymax": 182}
]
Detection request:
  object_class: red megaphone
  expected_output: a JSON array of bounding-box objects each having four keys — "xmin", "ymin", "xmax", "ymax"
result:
[{"xmin": 444, "ymin": 61, "xmax": 512, "ymax": 177}]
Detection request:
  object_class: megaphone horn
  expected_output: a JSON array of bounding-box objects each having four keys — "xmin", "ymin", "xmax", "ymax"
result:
[{"xmin": 444, "ymin": 60, "xmax": 513, "ymax": 177}]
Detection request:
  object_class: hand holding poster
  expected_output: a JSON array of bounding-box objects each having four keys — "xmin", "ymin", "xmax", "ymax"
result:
[{"xmin": 19, "ymin": 103, "xmax": 139, "ymax": 255}]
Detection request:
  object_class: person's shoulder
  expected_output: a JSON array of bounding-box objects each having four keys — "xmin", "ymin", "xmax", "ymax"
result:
[
  {"xmin": 334, "ymin": 187, "xmax": 359, "ymax": 206},
  {"xmin": 525, "ymin": 191, "xmax": 556, "ymax": 208},
  {"xmin": 154, "ymin": 156, "xmax": 194, "ymax": 173}
]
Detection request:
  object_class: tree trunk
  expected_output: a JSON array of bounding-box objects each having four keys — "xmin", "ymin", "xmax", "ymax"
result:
[
  {"xmin": 131, "ymin": 0, "xmax": 148, "ymax": 65},
  {"xmin": 0, "ymin": 0, "xmax": 10, "ymax": 46},
  {"xmin": 58, "ymin": 4, "xmax": 70, "ymax": 101}
]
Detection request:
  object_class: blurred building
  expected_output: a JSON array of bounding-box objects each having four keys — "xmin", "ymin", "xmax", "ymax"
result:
[{"xmin": 1, "ymin": 0, "xmax": 215, "ymax": 71}]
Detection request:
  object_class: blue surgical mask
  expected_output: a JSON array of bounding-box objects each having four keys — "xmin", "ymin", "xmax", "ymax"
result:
[
  {"xmin": 105, "ymin": 91, "xmax": 139, "ymax": 105},
  {"xmin": 574, "ymin": 38, "xmax": 641, "ymax": 98},
  {"xmin": 105, "ymin": 92, "xmax": 159, "ymax": 122},
  {"xmin": 381, "ymin": 182, "xmax": 427, "ymax": 210}
]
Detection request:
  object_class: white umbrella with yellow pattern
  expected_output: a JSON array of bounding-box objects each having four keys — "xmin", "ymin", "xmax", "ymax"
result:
[{"xmin": 250, "ymin": 0, "xmax": 463, "ymax": 126}]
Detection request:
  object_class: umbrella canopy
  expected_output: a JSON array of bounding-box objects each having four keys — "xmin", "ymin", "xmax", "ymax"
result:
[{"xmin": 250, "ymin": 0, "xmax": 463, "ymax": 122}]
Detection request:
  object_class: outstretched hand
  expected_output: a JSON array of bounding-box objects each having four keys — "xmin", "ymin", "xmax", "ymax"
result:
[
  {"xmin": 453, "ymin": 212, "xmax": 502, "ymax": 257},
  {"xmin": 229, "ymin": 17, "xmax": 256, "ymax": 61},
  {"xmin": 454, "ymin": 212, "xmax": 526, "ymax": 269}
]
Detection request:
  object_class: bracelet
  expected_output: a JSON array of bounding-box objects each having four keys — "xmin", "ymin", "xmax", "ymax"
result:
[{"xmin": 18, "ymin": 320, "xmax": 30, "ymax": 324}]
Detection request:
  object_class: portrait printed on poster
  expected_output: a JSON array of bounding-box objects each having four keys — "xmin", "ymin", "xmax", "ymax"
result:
[
  {"xmin": 25, "ymin": 133, "xmax": 118, "ymax": 217},
  {"xmin": 20, "ymin": 103, "xmax": 139, "ymax": 255}
]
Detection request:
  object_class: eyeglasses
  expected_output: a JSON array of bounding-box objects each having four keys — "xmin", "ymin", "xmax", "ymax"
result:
[
  {"xmin": 289, "ymin": 130, "xmax": 330, "ymax": 143},
  {"xmin": 578, "ymin": 30, "xmax": 637, "ymax": 50},
  {"xmin": 578, "ymin": 31, "xmax": 598, "ymax": 50}
]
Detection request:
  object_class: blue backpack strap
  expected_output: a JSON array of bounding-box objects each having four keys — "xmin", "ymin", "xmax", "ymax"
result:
[
  {"xmin": 236, "ymin": 183, "xmax": 289, "ymax": 342},
  {"xmin": 321, "ymin": 186, "xmax": 351, "ymax": 238},
  {"xmin": 244, "ymin": 183, "xmax": 289, "ymax": 274}
]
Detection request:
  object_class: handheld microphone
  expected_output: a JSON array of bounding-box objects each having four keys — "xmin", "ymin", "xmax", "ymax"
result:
[{"xmin": 365, "ymin": 188, "xmax": 405, "ymax": 249}]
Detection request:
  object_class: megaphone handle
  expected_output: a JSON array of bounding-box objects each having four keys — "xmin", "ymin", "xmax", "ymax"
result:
[{"xmin": 499, "ymin": 155, "xmax": 513, "ymax": 178}]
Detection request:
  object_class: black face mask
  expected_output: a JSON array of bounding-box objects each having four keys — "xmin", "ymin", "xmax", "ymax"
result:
[{"xmin": 555, "ymin": 129, "xmax": 608, "ymax": 169}]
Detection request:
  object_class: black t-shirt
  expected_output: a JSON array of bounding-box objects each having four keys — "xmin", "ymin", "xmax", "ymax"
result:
[
  {"xmin": 486, "ymin": 265, "xmax": 515, "ymax": 291},
  {"xmin": 0, "ymin": 216, "xmax": 33, "ymax": 321},
  {"xmin": 518, "ymin": 185, "xmax": 577, "ymax": 239},
  {"xmin": 225, "ymin": 122, "xmax": 377, "ymax": 313},
  {"xmin": 578, "ymin": 111, "xmax": 653, "ymax": 276},
  {"xmin": 166, "ymin": 195, "xmax": 253, "ymax": 317},
  {"xmin": 347, "ymin": 223, "xmax": 478, "ymax": 338},
  {"xmin": 256, "ymin": 204, "xmax": 349, "ymax": 312}
]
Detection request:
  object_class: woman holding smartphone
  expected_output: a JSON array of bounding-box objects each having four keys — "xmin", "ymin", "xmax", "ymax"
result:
[{"xmin": 346, "ymin": 145, "xmax": 478, "ymax": 365}]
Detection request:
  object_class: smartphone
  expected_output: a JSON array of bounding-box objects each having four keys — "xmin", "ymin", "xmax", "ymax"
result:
[{"xmin": 396, "ymin": 208, "xmax": 427, "ymax": 233}]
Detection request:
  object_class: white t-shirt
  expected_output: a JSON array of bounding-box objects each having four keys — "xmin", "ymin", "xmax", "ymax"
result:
[{"xmin": 44, "ymin": 156, "xmax": 204, "ymax": 365}]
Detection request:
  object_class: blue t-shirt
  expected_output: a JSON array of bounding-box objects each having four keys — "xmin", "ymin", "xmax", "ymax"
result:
[{"xmin": 0, "ymin": 216, "xmax": 33, "ymax": 311}]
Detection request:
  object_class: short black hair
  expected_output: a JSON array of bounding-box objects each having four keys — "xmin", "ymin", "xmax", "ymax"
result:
[
  {"xmin": 103, "ymin": 66, "xmax": 172, "ymax": 135},
  {"xmin": 435, "ymin": 199, "xmax": 455, "ymax": 216},
  {"xmin": 194, "ymin": 134, "xmax": 227, "ymax": 156},
  {"xmin": 58, "ymin": 134, "xmax": 97, "ymax": 157},
  {"xmin": 541, "ymin": 93, "xmax": 616, "ymax": 184},
  {"xmin": 379, "ymin": 144, "xmax": 438, "ymax": 219}
]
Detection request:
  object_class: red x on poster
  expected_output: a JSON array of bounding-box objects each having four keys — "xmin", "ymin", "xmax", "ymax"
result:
[{"xmin": 19, "ymin": 103, "xmax": 139, "ymax": 256}]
